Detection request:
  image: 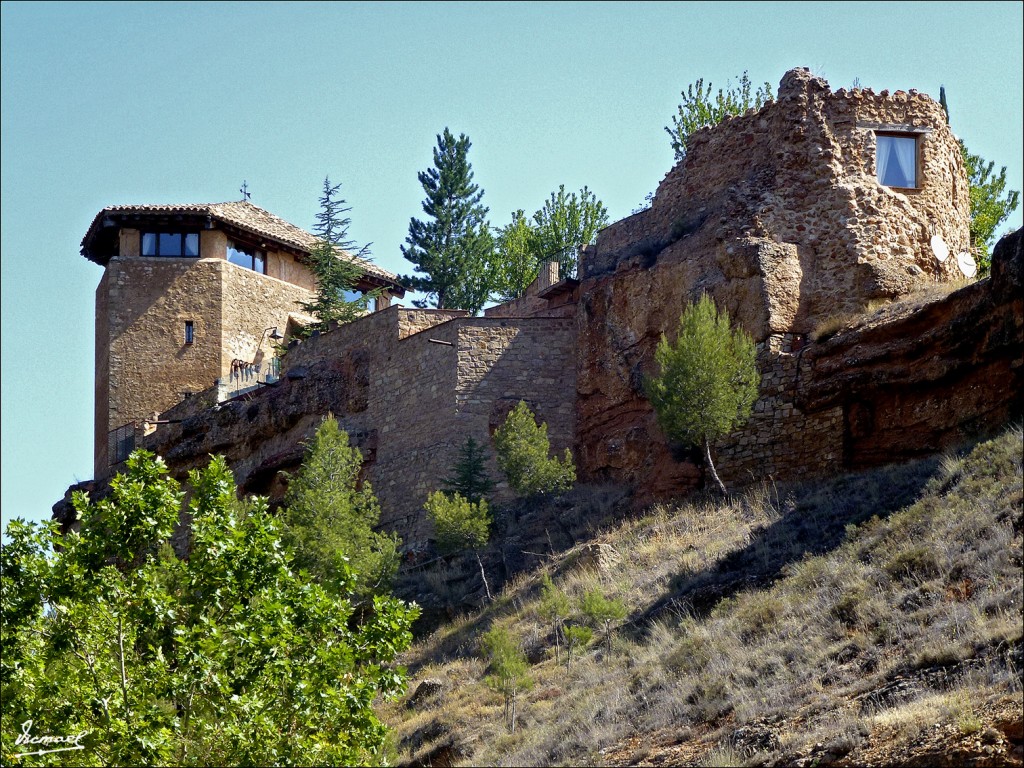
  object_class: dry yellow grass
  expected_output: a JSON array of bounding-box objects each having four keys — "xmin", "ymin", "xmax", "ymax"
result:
[{"xmin": 385, "ymin": 426, "xmax": 1023, "ymax": 766}]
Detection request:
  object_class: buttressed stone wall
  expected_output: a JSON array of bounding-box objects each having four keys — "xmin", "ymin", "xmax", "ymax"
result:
[
  {"xmin": 576, "ymin": 67, "xmax": 971, "ymax": 496},
  {"xmin": 127, "ymin": 306, "xmax": 577, "ymax": 546}
]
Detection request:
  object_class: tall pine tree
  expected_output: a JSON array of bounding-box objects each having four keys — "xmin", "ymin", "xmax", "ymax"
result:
[
  {"xmin": 400, "ymin": 129, "xmax": 494, "ymax": 314},
  {"xmin": 301, "ymin": 177, "xmax": 377, "ymax": 333}
]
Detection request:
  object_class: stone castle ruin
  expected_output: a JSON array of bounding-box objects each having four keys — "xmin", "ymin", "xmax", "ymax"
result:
[{"xmin": 63, "ymin": 69, "xmax": 1022, "ymax": 547}]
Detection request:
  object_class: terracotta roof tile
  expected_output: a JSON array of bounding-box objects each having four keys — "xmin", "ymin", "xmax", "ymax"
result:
[{"xmin": 81, "ymin": 200, "xmax": 402, "ymax": 289}]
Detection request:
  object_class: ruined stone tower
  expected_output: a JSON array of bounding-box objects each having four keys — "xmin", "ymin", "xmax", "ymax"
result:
[
  {"xmin": 80, "ymin": 200, "xmax": 404, "ymax": 478},
  {"xmin": 576, "ymin": 68, "xmax": 972, "ymax": 497}
]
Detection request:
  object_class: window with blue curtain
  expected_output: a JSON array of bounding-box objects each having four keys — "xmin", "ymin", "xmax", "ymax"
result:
[{"xmin": 876, "ymin": 134, "xmax": 918, "ymax": 188}]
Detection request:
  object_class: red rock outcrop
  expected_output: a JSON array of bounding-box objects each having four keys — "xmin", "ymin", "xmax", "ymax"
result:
[
  {"xmin": 799, "ymin": 227, "xmax": 1023, "ymax": 468},
  {"xmin": 577, "ymin": 68, "xmax": 985, "ymax": 496}
]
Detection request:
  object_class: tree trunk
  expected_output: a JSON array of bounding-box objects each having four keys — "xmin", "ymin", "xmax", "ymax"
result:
[
  {"xmin": 510, "ymin": 689, "xmax": 517, "ymax": 733},
  {"xmin": 703, "ymin": 437, "xmax": 728, "ymax": 497},
  {"xmin": 475, "ymin": 551, "xmax": 493, "ymax": 602}
]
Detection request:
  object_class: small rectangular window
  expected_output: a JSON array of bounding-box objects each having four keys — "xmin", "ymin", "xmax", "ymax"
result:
[
  {"xmin": 877, "ymin": 134, "xmax": 918, "ymax": 188},
  {"xmin": 140, "ymin": 230, "xmax": 200, "ymax": 257},
  {"xmin": 227, "ymin": 240, "xmax": 266, "ymax": 273},
  {"xmin": 184, "ymin": 321, "xmax": 194, "ymax": 344}
]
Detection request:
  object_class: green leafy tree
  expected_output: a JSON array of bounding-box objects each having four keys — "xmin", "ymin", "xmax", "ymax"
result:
[
  {"xmin": 493, "ymin": 401, "xmax": 575, "ymax": 498},
  {"xmin": 939, "ymin": 86, "xmax": 1020, "ymax": 276},
  {"xmin": 491, "ymin": 209, "xmax": 541, "ymax": 301},
  {"xmin": 280, "ymin": 416, "xmax": 400, "ymax": 602},
  {"xmin": 442, "ymin": 436, "xmax": 494, "ymax": 504},
  {"xmin": 562, "ymin": 624, "xmax": 592, "ymax": 672},
  {"xmin": 537, "ymin": 573, "xmax": 572, "ymax": 666},
  {"xmin": 531, "ymin": 185, "xmax": 609, "ymax": 279},
  {"xmin": 0, "ymin": 451, "xmax": 418, "ymax": 766},
  {"xmin": 645, "ymin": 295, "xmax": 759, "ymax": 496},
  {"xmin": 301, "ymin": 177, "xmax": 379, "ymax": 333},
  {"xmin": 665, "ymin": 71, "xmax": 774, "ymax": 161},
  {"xmin": 424, "ymin": 491, "xmax": 493, "ymax": 601},
  {"xmin": 963, "ymin": 147, "xmax": 1020, "ymax": 275},
  {"xmin": 581, "ymin": 589, "xmax": 627, "ymax": 656},
  {"xmin": 400, "ymin": 128, "xmax": 495, "ymax": 314},
  {"xmin": 481, "ymin": 627, "xmax": 532, "ymax": 733}
]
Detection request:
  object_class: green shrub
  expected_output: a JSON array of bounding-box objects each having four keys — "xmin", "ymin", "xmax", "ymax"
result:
[
  {"xmin": 538, "ymin": 573, "xmax": 572, "ymax": 665},
  {"xmin": 443, "ymin": 436, "xmax": 494, "ymax": 504},
  {"xmin": 581, "ymin": 589, "xmax": 627, "ymax": 655},
  {"xmin": 425, "ymin": 491, "xmax": 494, "ymax": 600},
  {"xmin": 425, "ymin": 491, "xmax": 491, "ymax": 555},
  {"xmin": 563, "ymin": 624, "xmax": 593, "ymax": 671},
  {"xmin": 494, "ymin": 401, "xmax": 575, "ymax": 497},
  {"xmin": 645, "ymin": 295, "xmax": 758, "ymax": 495},
  {"xmin": 281, "ymin": 416, "xmax": 400, "ymax": 601},
  {"xmin": 482, "ymin": 627, "xmax": 532, "ymax": 732}
]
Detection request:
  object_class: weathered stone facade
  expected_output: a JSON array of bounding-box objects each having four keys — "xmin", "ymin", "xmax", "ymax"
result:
[
  {"xmin": 64, "ymin": 70, "xmax": 1021, "ymax": 552},
  {"xmin": 92, "ymin": 255, "xmax": 314, "ymax": 474},
  {"xmin": 84, "ymin": 201, "xmax": 405, "ymax": 478},
  {"xmin": 129, "ymin": 306, "xmax": 577, "ymax": 544},
  {"xmin": 576, "ymin": 68, "xmax": 973, "ymax": 494}
]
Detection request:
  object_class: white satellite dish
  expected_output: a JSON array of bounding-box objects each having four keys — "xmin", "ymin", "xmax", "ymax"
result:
[
  {"xmin": 956, "ymin": 251, "xmax": 977, "ymax": 278},
  {"xmin": 930, "ymin": 234, "xmax": 949, "ymax": 262}
]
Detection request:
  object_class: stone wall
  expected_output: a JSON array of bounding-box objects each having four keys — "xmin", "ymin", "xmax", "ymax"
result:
[
  {"xmin": 111, "ymin": 306, "xmax": 576, "ymax": 547},
  {"xmin": 290, "ymin": 311, "xmax": 577, "ymax": 542},
  {"xmin": 219, "ymin": 260, "xmax": 312, "ymax": 383},
  {"xmin": 94, "ymin": 254, "xmax": 314, "ymax": 478},
  {"xmin": 715, "ymin": 334, "xmax": 843, "ymax": 487},
  {"xmin": 576, "ymin": 68, "xmax": 972, "ymax": 494},
  {"xmin": 96, "ymin": 257, "xmax": 224, "ymax": 477}
]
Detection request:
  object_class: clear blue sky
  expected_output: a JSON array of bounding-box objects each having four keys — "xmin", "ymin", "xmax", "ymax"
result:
[{"xmin": 2, "ymin": 1, "xmax": 1022, "ymax": 530}]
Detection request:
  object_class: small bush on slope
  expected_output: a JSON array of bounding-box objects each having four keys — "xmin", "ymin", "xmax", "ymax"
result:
[{"xmin": 386, "ymin": 426, "xmax": 1022, "ymax": 766}]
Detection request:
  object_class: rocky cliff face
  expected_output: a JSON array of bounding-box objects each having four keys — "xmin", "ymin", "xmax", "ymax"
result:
[
  {"xmin": 800, "ymin": 228, "xmax": 1023, "ymax": 468},
  {"xmin": 577, "ymin": 222, "xmax": 1021, "ymax": 502},
  {"xmin": 576, "ymin": 68, "xmax": 977, "ymax": 497}
]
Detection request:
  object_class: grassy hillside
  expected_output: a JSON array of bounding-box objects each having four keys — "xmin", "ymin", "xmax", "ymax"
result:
[{"xmin": 385, "ymin": 426, "xmax": 1023, "ymax": 766}]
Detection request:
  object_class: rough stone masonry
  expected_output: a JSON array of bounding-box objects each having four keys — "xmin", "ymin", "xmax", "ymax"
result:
[
  {"xmin": 59, "ymin": 69, "xmax": 1022, "ymax": 551},
  {"xmin": 575, "ymin": 67, "xmax": 974, "ymax": 501}
]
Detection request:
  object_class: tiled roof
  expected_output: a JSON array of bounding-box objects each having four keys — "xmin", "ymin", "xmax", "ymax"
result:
[{"xmin": 81, "ymin": 200, "xmax": 402, "ymax": 288}]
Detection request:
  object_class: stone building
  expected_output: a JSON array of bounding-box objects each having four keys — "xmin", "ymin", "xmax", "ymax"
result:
[
  {"xmin": 67, "ymin": 69, "xmax": 1019, "ymax": 549},
  {"xmin": 81, "ymin": 200, "xmax": 405, "ymax": 478},
  {"xmin": 576, "ymin": 67, "xmax": 973, "ymax": 499}
]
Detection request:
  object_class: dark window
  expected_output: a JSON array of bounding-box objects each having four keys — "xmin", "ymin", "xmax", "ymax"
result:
[
  {"xmin": 876, "ymin": 134, "xmax": 918, "ymax": 188},
  {"xmin": 227, "ymin": 240, "xmax": 267, "ymax": 273},
  {"xmin": 184, "ymin": 321, "xmax": 194, "ymax": 344},
  {"xmin": 141, "ymin": 231, "xmax": 200, "ymax": 257},
  {"xmin": 108, "ymin": 423, "xmax": 136, "ymax": 465}
]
